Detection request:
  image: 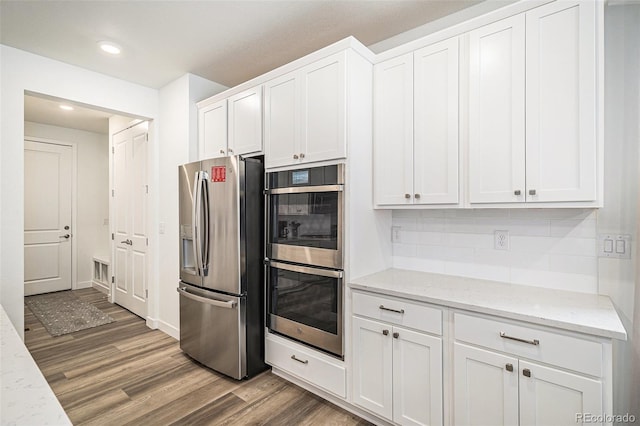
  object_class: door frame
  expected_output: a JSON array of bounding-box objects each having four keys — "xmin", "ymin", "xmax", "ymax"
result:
[{"xmin": 24, "ymin": 137, "xmax": 79, "ymax": 290}]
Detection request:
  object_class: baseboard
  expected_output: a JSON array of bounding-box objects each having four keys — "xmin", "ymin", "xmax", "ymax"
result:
[
  {"xmin": 91, "ymin": 281, "xmax": 109, "ymax": 295},
  {"xmin": 146, "ymin": 317, "xmax": 179, "ymax": 340},
  {"xmin": 76, "ymin": 280, "xmax": 93, "ymax": 290}
]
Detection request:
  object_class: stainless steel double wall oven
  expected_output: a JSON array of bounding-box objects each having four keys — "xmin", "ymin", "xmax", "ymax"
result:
[{"xmin": 266, "ymin": 164, "xmax": 344, "ymax": 357}]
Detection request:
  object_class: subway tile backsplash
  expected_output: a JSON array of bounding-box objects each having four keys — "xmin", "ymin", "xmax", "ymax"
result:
[{"xmin": 392, "ymin": 209, "xmax": 598, "ymax": 294}]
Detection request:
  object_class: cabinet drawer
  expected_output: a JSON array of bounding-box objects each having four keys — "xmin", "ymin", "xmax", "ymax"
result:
[
  {"xmin": 265, "ymin": 334, "xmax": 346, "ymax": 398},
  {"xmin": 353, "ymin": 291, "xmax": 442, "ymax": 336},
  {"xmin": 454, "ymin": 313, "xmax": 602, "ymax": 377}
]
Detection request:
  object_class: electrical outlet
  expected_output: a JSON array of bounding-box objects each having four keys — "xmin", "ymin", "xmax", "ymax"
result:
[
  {"xmin": 494, "ymin": 230, "xmax": 509, "ymax": 250},
  {"xmin": 391, "ymin": 226, "xmax": 401, "ymax": 243}
]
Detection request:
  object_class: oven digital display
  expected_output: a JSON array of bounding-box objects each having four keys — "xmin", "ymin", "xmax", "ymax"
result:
[{"xmin": 291, "ymin": 170, "xmax": 309, "ymax": 185}]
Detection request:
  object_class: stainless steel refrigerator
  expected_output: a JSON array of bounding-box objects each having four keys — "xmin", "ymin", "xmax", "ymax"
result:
[{"xmin": 177, "ymin": 155, "xmax": 266, "ymax": 380}]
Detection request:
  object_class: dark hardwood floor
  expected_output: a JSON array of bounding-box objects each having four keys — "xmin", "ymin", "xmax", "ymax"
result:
[{"xmin": 24, "ymin": 288, "xmax": 370, "ymax": 425}]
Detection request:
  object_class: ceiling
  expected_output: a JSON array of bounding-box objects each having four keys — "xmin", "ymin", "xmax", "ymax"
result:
[{"xmin": 3, "ymin": 0, "xmax": 490, "ymax": 134}]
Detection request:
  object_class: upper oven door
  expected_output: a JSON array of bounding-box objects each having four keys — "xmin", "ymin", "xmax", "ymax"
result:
[{"xmin": 267, "ymin": 184, "xmax": 343, "ymax": 269}]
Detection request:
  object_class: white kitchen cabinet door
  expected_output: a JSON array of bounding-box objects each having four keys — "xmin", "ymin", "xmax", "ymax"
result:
[
  {"xmin": 199, "ymin": 100, "xmax": 227, "ymax": 159},
  {"xmin": 525, "ymin": 0, "xmax": 597, "ymax": 203},
  {"xmin": 519, "ymin": 360, "xmax": 602, "ymax": 426},
  {"xmin": 264, "ymin": 72, "xmax": 299, "ymax": 168},
  {"xmin": 468, "ymin": 15, "xmax": 526, "ymax": 204},
  {"xmin": 301, "ymin": 51, "xmax": 346, "ymax": 163},
  {"xmin": 393, "ymin": 327, "xmax": 443, "ymax": 426},
  {"xmin": 228, "ymin": 85, "xmax": 262, "ymax": 156},
  {"xmin": 454, "ymin": 343, "xmax": 519, "ymax": 426},
  {"xmin": 352, "ymin": 316, "xmax": 393, "ymax": 420},
  {"xmin": 373, "ymin": 53, "xmax": 413, "ymax": 206},
  {"xmin": 414, "ymin": 38, "xmax": 459, "ymax": 205}
]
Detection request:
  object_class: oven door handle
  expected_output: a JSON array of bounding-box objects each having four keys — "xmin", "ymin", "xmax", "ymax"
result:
[
  {"xmin": 269, "ymin": 260, "xmax": 343, "ymax": 278},
  {"xmin": 267, "ymin": 184, "xmax": 343, "ymax": 195}
]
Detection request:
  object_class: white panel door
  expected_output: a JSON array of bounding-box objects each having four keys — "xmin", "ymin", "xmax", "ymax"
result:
[
  {"xmin": 228, "ymin": 85, "xmax": 262, "ymax": 156},
  {"xmin": 454, "ymin": 343, "xmax": 519, "ymax": 426},
  {"xmin": 414, "ymin": 37, "xmax": 460, "ymax": 205},
  {"xmin": 24, "ymin": 141, "xmax": 72, "ymax": 295},
  {"xmin": 519, "ymin": 360, "xmax": 602, "ymax": 426},
  {"xmin": 113, "ymin": 122, "xmax": 148, "ymax": 318},
  {"xmin": 264, "ymin": 72, "xmax": 299, "ymax": 168},
  {"xmin": 301, "ymin": 51, "xmax": 346, "ymax": 163},
  {"xmin": 393, "ymin": 327, "xmax": 443, "ymax": 426},
  {"xmin": 525, "ymin": 0, "xmax": 597, "ymax": 202},
  {"xmin": 199, "ymin": 100, "xmax": 227, "ymax": 159},
  {"xmin": 373, "ymin": 52, "xmax": 414, "ymax": 206},
  {"xmin": 352, "ymin": 316, "xmax": 393, "ymax": 420},
  {"xmin": 469, "ymin": 15, "xmax": 526, "ymax": 204}
]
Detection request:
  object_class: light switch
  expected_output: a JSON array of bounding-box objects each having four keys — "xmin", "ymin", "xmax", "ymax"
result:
[
  {"xmin": 616, "ymin": 239, "xmax": 626, "ymax": 254},
  {"xmin": 604, "ymin": 239, "xmax": 614, "ymax": 253}
]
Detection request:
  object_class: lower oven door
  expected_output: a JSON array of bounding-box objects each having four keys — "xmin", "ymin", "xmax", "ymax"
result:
[{"xmin": 267, "ymin": 260, "xmax": 343, "ymax": 357}]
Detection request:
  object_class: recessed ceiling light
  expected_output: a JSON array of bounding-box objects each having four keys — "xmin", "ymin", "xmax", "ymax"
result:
[
  {"xmin": 59, "ymin": 105, "xmax": 74, "ymax": 111},
  {"xmin": 98, "ymin": 41, "xmax": 121, "ymax": 55}
]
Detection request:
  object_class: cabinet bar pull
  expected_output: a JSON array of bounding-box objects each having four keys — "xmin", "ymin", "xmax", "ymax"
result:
[
  {"xmin": 500, "ymin": 331, "xmax": 539, "ymax": 346},
  {"xmin": 379, "ymin": 305, "xmax": 405, "ymax": 314},
  {"xmin": 291, "ymin": 355, "xmax": 308, "ymax": 364},
  {"xmin": 505, "ymin": 363, "xmax": 514, "ymax": 372},
  {"xmin": 523, "ymin": 368, "xmax": 531, "ymax": 377}
]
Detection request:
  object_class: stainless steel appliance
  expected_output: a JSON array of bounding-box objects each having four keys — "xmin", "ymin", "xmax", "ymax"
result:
[
  {"xmin": 266, "ymin": 164, "xmax": 344, "ymax": 357},
  {"xmin": 178, "ymin": 156, "xmax": 266, "ymax": 380}
]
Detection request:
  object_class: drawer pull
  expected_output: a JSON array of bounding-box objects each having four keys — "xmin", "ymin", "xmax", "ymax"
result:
[
  {"xmin": 291, "ymin": 355, "xmax": 308, "ymax": 365},
  {"xmin": 505, "ymin": 363, "xmax": 514, "ymax": 372},
  {"xmin": 523, "ymin": 368, "xmax": 531, "ymax": 377},
  {"xmin": 500, "ymin": 331, "xmax": 539, "ymax": 346},
  {"xmin": 379, "ymin": 305, "xmax": 405, "ymax": 314}
]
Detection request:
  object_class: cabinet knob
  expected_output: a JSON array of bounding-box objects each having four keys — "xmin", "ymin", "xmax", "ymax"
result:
[
  {"xmin": 293, "ymin": 154, "xmax": 299, "ymax": 160},
  {"xmin": 529, "ymin": 189, "xmax": 536, "ymax": 196},
  {"xmin": 219, "ymin": 149, "xmax": 225, "ymax": 154},
  {"xmin": 404, "ymin": 194, "xmax": 411, "ymax": 199},
  {"xmin": 414, "ymin": 194, "xmax": 420, "ymax": 199},
  {"xmin": 505, "ymin": 363, "xmax": 514, "ymax": 372},
  {"xmin": 228, "ymin": 148, "xmax": 233, "ymax": 153},
  {"xmin": 299, "ymin": 153, "xmax": 305, "ymax": 159},
  {"xmin": 393, "ymin": 332, "xmax": 399, "ymax": 339},
  {"xmin": 523, "ymin": 368, "xmax": 531, "ymax": 377},
  {"xmin": 382, "ymin": 329, "xmax": 389, "ymax": 336},
  {"xmin": 514, "ymin": 190, "xmax": 521, "ymax": 196}
]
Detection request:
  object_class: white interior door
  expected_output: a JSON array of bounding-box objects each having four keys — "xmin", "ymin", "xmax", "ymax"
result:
[
  {"xmin": 113, "ymin": 121, "xmax": 148, "ymax": 318},
  {"xmin": 24, "ymin": 140, "xmax": 73, "ymax": 296}
]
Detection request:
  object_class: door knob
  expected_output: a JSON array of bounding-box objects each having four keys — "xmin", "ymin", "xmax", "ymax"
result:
[
  {"xmin": 120, "ymin": 239, "xmax": 133, "ymax": 245},
  {"xmin": 59, "ymin": 234, "xmax": 70, "ymax": 239}
]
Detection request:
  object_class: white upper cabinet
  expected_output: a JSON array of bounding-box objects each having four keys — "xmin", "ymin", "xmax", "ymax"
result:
[
  {"xmin": 468, "ymin": 14, "xmax": 526, "ymax": 204},
  {"xmin": 264, "ymin": 51, "xmax": 347, "ymax": 169},
  {"xmin": 469, "ymin": 1, "xmax": 598, "ymax": 205},
  {"xmin": 198, "ymin": 99, "xmax": 227, "ymax": 159},
  {"xmin": 227, "ymin": 85, "xmax": 263, "ymax": 157},
  {"xmin": 373, "ymin": 53, "xmax": 414, "ymax": 206},
  {"xmin": 525, "ymin": 0, "xmax": 597, "ymax": 203},
  {"xmin": 374, "ymin": 37, "xmax": 460, "ymax": 207},
  {"xmin": 414, "ymin": 38, "xmax": 460, "ymax": 205}
]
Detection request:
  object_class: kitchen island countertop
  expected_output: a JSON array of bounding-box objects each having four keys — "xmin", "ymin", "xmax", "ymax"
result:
[
  {"xmin": 1, "ymin": 305, "xmax": 71, "ymax": 425},
  {"xmin": 350, "ymin": 268, "xmax": 627, "ymax": 340}
]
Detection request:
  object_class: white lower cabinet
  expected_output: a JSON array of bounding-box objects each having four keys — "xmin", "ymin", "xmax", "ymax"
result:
[
  {"xmin": 454, "ymin": 313, "xmax": 604, "ymax": 426},
  {"xmin": 352, "ymin": 293, "xmax": 443, "ymax": 425}
]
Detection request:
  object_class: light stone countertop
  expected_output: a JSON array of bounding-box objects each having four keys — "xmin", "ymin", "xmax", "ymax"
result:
[
  {"xmin": 1, "ymin": 305, "xmax": 71, "ymax": 425},
  {"xmin": 350, "ymin": 268, "xmax": 627, "ymax": 340}
]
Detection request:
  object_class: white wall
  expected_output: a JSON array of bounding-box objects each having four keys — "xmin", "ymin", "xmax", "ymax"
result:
[
  {"xmin": 600, "ymin": 4, "xmax": 640, "ymax": 419},
  {"xmin": 0, "ymin": 44, "xmax": 158, "ymax": 336},
  {"xmin": 154, "ymin": 74, "xmax": 226, "ymax": 337},
  {"xmin": 24, "ymin": 121, "xmax": 110, "ymax": 288}
]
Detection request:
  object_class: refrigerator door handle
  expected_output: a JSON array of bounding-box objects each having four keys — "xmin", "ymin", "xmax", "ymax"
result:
[
  {"xmin": 201, "ymin": 172, "xmax": 210, "ymax": 274},
  {"xmin": 177, "ymin": 287, "xmax": 237, "ymax": 309},
  {"xmin": 192, "ymin": 171, "xmax": 203, "ymax": 276}
]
